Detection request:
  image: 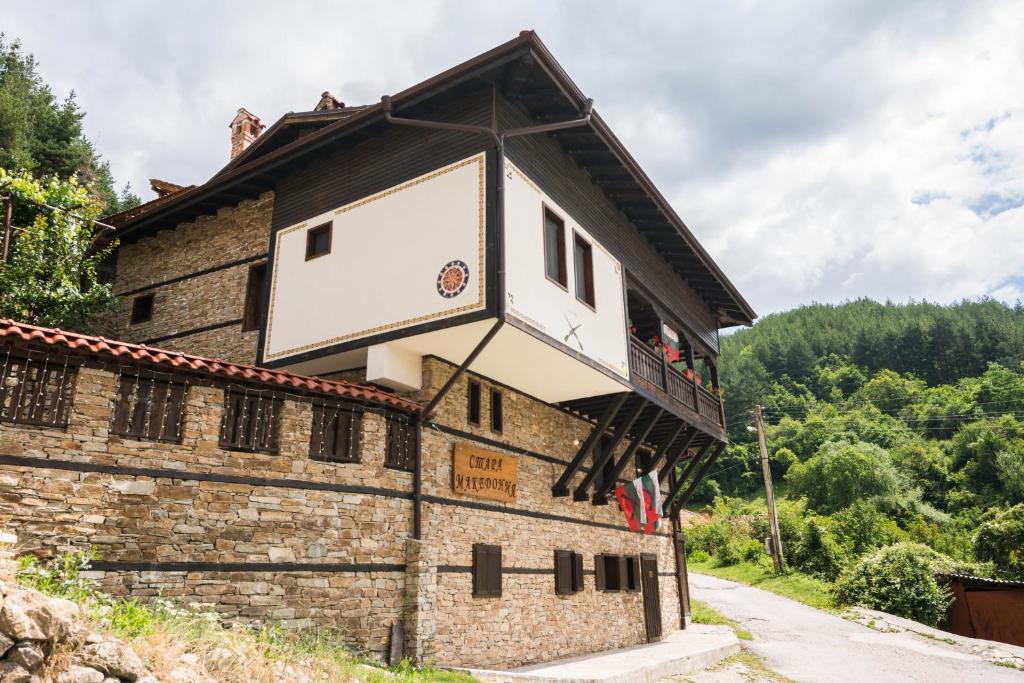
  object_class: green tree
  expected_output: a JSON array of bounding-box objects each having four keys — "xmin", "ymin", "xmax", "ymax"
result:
[
  {"xmin": 0, "ymin": 34, "xmax": 137, "ymax": 212},
  {"xmin": 0, "ymin": 169, "xmax": 117, "ymax": 329},
  {"xmin": 973, "ymin": 504, "xmax": 1024, "ymax": 579},
  {"xmin": 785, "ymin": 440, "xmax": 903, "ymax": 513},
  {"xmin": 948, "ymin": 416, "xmax": 1024, "ymax": 504}
]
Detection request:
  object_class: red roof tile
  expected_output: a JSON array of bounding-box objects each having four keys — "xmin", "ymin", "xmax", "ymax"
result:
[{"xmin": 0, "ymin": 319, "xmax": 420, "ymax": 413}]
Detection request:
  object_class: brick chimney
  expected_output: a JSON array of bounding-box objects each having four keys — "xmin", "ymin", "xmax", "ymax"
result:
[{"xmin": 229, "ymin": 108, "xmax": 263, "ymax": 160}]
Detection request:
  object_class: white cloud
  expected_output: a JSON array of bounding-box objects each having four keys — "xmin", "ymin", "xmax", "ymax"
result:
[{"xmin": 3, "ymin": 0, "xmax": 1022, "ymax": 317}]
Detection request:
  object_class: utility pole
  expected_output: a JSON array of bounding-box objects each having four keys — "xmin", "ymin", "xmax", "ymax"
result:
[
  {"xmin": 754, "ymin": 405, "xmax": 784, "ymax": 573},
  {"xmin": 1, "ymin": 194, "xmax": 11, "ymax": 264}
]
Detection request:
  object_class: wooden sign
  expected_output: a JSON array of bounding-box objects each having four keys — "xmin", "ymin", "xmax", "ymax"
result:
[{"xmin": 452, "ymin": 443, "xmax": 518, "ymax": 503}]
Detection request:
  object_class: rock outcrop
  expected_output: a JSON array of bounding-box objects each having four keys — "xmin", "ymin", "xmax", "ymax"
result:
[{"xmin": 0, "ymin": 580, "xmax": 155, "ymax": 683}]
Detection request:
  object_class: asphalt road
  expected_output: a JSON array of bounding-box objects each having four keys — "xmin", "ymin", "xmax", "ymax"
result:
[{"xmin": 689, "ymin": 573, "xmax": 1023, "ymax": 682}]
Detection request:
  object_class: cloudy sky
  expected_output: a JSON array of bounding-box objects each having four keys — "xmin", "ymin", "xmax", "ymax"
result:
[{"xmin": 6, "ymin": 1, "xmax": 1023, "ymax": 318}]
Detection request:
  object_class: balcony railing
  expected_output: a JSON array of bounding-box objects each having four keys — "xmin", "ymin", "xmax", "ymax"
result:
[{"xmin": 627, "ymin": 337, "xmax": 724, "ymax": 427}]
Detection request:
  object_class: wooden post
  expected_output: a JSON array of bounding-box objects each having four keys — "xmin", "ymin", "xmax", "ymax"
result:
[
  {"xmin": 754, "ymin": 405, "xmax": 784, "ymax": 573},
  {"xmin": 1, "ymin": 195, "xmax": 12, "ymax": 264}
]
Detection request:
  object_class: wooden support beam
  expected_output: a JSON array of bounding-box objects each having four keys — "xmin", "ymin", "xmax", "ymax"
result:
[
  {"xmin": 661, "ymin": 441, "xmax": 712, "ymax": 511},
  {"xmin": 572, "ymin": 399, "xmax": 646, "ymax": 502},
  {"xmin": 646, "ymin": 421, "xmax": 687, "ymax": 474},
  {"xmin": 592, "ymin": 408, "xmax": 664, "ymax": 504},
  {"xmin": 671, "ymin": 443, "xmax": 726, "ymax": 514},
  {"xmin": 552, "ymin": 393, "xmax": 628, "ymax": 497},
  {"xmin": 658, "ymin": 428, "xmax": 698, "ymax": 482}
]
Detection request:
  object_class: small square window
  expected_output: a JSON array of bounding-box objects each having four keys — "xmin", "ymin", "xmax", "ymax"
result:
[
  {"xmin": 573, "ymin": 233, "xmax": 595, "ymax": 308},
  {"xmin": 306, "ymin": 223, "xmax": 332, "ymax": 260},
  {"xmin": 130, "ymin": 294, "xmax": 154, "ymax": 325}
]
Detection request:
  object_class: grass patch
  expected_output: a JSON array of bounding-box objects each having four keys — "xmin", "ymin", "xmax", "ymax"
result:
[
  {"xmin": 690, "ymin": 559, "xmax": 837, "ymax": 611},
  {"xmin": 690, "ymin": 599, "xmax": 752, "ymax": 641},
  {"xmin": 15, "ymin": 551, "xmax": 473, "ymax": 683}
]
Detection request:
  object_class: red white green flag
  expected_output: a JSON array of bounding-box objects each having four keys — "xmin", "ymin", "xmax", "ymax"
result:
[{"xmin": 614, "ymin": 471, "xmax": 663, "ymax": 534}]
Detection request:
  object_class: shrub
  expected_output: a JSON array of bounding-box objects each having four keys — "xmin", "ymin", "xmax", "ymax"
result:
[
  {"xmin": 973, "ymin": 504, "xmax": 1024, "ymax": 579},
  {"xmin": 713, "ymin": 539, "xmax": 743, "ymax": 566},
  {"xmin": 791, "ymin": 518, "xmax": 847, "ymax": 581},
  {"xmin": 688, "ymin": 549, "xmax": 710, "ymax": 563},
  {"xmin": 685, "ymin": 519, "xmax": 732, "ymax": 557},
  {"xmin": 831, "ymin": 500, "xmax": 906, "ymax": 556},
  {"xmin": 834, "ymin": 542, "xmax": 954, "ymax": 626},
  {"xmin": 738, "ymin": 538, "xmax": 765, "ymax": 563}
]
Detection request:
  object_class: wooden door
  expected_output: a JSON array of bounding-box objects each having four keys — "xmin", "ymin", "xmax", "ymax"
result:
[{"xmin": 640, "ymin": 554, "xmax": 663, "ymax": 642}]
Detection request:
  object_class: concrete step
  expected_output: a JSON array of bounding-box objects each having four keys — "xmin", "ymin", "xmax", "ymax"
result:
[{"xmin": 459, "ymin": 626, "xmax": 740, "ymax": 683}]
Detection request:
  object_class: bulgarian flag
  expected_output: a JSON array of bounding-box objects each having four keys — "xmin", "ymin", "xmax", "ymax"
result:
[{"xmin": 614, "ymin": 471, "xmax": 663, "ymax": 534}]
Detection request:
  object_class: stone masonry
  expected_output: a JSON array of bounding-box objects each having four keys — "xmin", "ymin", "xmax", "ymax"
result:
[
  {"xmin": 101, "ymin": 192, "xmax": 274, "ymax": 365},
  {"xmin": 0, "ymin": 348, "xmax": 687, "ymax": 668},
  {"xmin": 0, "ymin": 361, "xmax": 411, "ymax": 657}
]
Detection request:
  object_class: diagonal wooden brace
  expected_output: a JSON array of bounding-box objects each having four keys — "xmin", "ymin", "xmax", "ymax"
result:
[
  {"xmin": 592, "ymin": 408, "xmax": 664, "ymax": 504},
  {"xmin": 572, "ymin": 398, "xmax": 646, "ymax": 501},
  {"xmin": 552, "ymin": 393, "xmax": 628, "ymax": 497},
  {"xmin": 658, "ymin": 427, "xmax": 698, "ymax": 483}
]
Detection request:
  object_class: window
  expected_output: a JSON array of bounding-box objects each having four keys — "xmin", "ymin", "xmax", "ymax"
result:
[
  {"xmin": 554, "ymin": 550, "xmax": 585, "ymax": 595},
  {"xmin": 219, "ymin": 389, "xmax": 281, "ymax": 453},
  {"xmin": 309, "ymin": 402, "xmax": 362, "ymax": 463},
  {"xmin": 130, "ymin": 294, "xmax": 154, "ymax": 324},
  {"xmin": 595, "ymin": 554, "xmax": 637, "ymax": 592},
  {"xmin": 543, "ymin": 209, "xmax": 567, "ymax": 288},
  {"xmin": 473, "ymin": 544, "xmax": 502, "ymax": 598},
  {"xmin": 241, "ymin": 263, "xmax": 267, "ymax": 332},
  {"xmin": 0, "ymin": 356, "xmax": 76, "ymax": 428},
  {"xmin": 489, "ymin": 389, "xmax": 503, "ymax": 432},
  {"xmin": 384, "ymin": 415, "xmax": 416, "ymax": 471},
  {"xmin": 305, "ymin": 222, "xmax": 332, "ymax": 260},
  {"xmin": 111, "ymin": 373, "xmax": 187, "ymax": 442},
  {"xmin": 573, "ymin": 233, "xmax": 595, "ymax": 308},
  {"xmin": 467, "ymin": 380, "xmax": 481, "ymax": 426}
]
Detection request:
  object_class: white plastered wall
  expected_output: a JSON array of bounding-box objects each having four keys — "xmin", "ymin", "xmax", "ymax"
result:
[
  {"xmin": 502, "ymin": 159, "xmax": 630, "ymax": 380},
  {"xmin": 263, "ymin": 153, "xmax": 487, "ymax": 362}
]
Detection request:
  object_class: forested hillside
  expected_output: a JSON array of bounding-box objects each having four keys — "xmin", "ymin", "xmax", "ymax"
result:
[{"xmin": 686, "ymin": 299, "xmax": 1024, "ymax": 626}]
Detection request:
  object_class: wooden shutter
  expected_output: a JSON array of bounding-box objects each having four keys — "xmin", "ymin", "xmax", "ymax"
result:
[
  {"xmin": 617, "ymin": 556, "xmax": 629, "ymax": 592},
  {"xmin": 489, "ymin": 545, "xmax": 502, "ymax": 597},
  {"xmin": 628, "ymin": 556, "xmax": 642, "ymax": 592},
  {"xmin": 473, "ymin": 544, "xmax": 502, "ymax": 598},
  {"xmin": 594, "ymin": 554, "xmax": 606, "ymax": 591},
  {"xmin": 554, "ymin": 550, "xmax": 573, "ymax": 595},
  {"xmin": 572, "ymin": 552, "xmax": 584, "ymax": 593}
]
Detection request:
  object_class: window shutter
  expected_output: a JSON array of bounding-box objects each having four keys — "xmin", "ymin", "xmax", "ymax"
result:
[
  {"xmin": 473, "ymin": 544, "xmax": 485, "ymax": 596},
  {"xmin": 572, "ymin": 552, "xmax": 584, "ymax": 592},
  {"xmin": 594, "ymin": 554, "xmax": 606, "ymax": 591},
  {"xmin": 628, "ymin": 556, "xmax": 641, "ymax": 592},
  {"xmin": 474, "ymin": 544, "xmax": 501, "ymax": 598},
  {"xmin": 488, "ymin": 545, "xmax": 502, "ymax": 597},
  {"xmin": 555, "ymin": 550, "xmax": 572, "ymax": 595},
  {"xmin": 617, "ymin": 556, "xmax": 629, "ymax": 592}
]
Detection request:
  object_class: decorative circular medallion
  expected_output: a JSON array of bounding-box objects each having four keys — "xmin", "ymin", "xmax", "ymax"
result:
[{"xmin": 437, "ymin": 260, "xmax": 470, "ymax": 298}]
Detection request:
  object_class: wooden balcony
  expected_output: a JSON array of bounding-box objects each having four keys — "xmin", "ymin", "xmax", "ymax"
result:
[{"xmin": 627, "ymin": 336, "xmax": 725, "ymax": 429}]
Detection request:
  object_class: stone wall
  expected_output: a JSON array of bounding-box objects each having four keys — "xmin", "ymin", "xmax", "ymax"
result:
[
  {"xmin": 411, "ymin": 358, "xmax": 683, "ymax": 668},
  {"xmin": 0, "ymin": 360, "xmax": 412, "ymax": 657},
  {"xmin": 0, "ymin": 350, "xmax": 688, "ymax": 668},
  {"xmin": 101, "ymin": 192, "xmax": 274, "ymax": 364}
]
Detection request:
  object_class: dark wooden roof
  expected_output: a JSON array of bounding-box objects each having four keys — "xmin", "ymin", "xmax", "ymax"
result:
[{"xmin": 108, "ymin": 31, "xmax": 756, "ymax": 327}]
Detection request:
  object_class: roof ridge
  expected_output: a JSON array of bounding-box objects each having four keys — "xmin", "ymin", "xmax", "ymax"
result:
[{"xmin": 0, "ymin": 318, "xmax": 419, "ymax": 412}]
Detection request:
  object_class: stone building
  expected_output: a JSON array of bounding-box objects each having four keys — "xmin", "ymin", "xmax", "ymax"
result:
[{"xmin": 0, "ymin": 32, "xmax": 755, "ymax": 668}]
